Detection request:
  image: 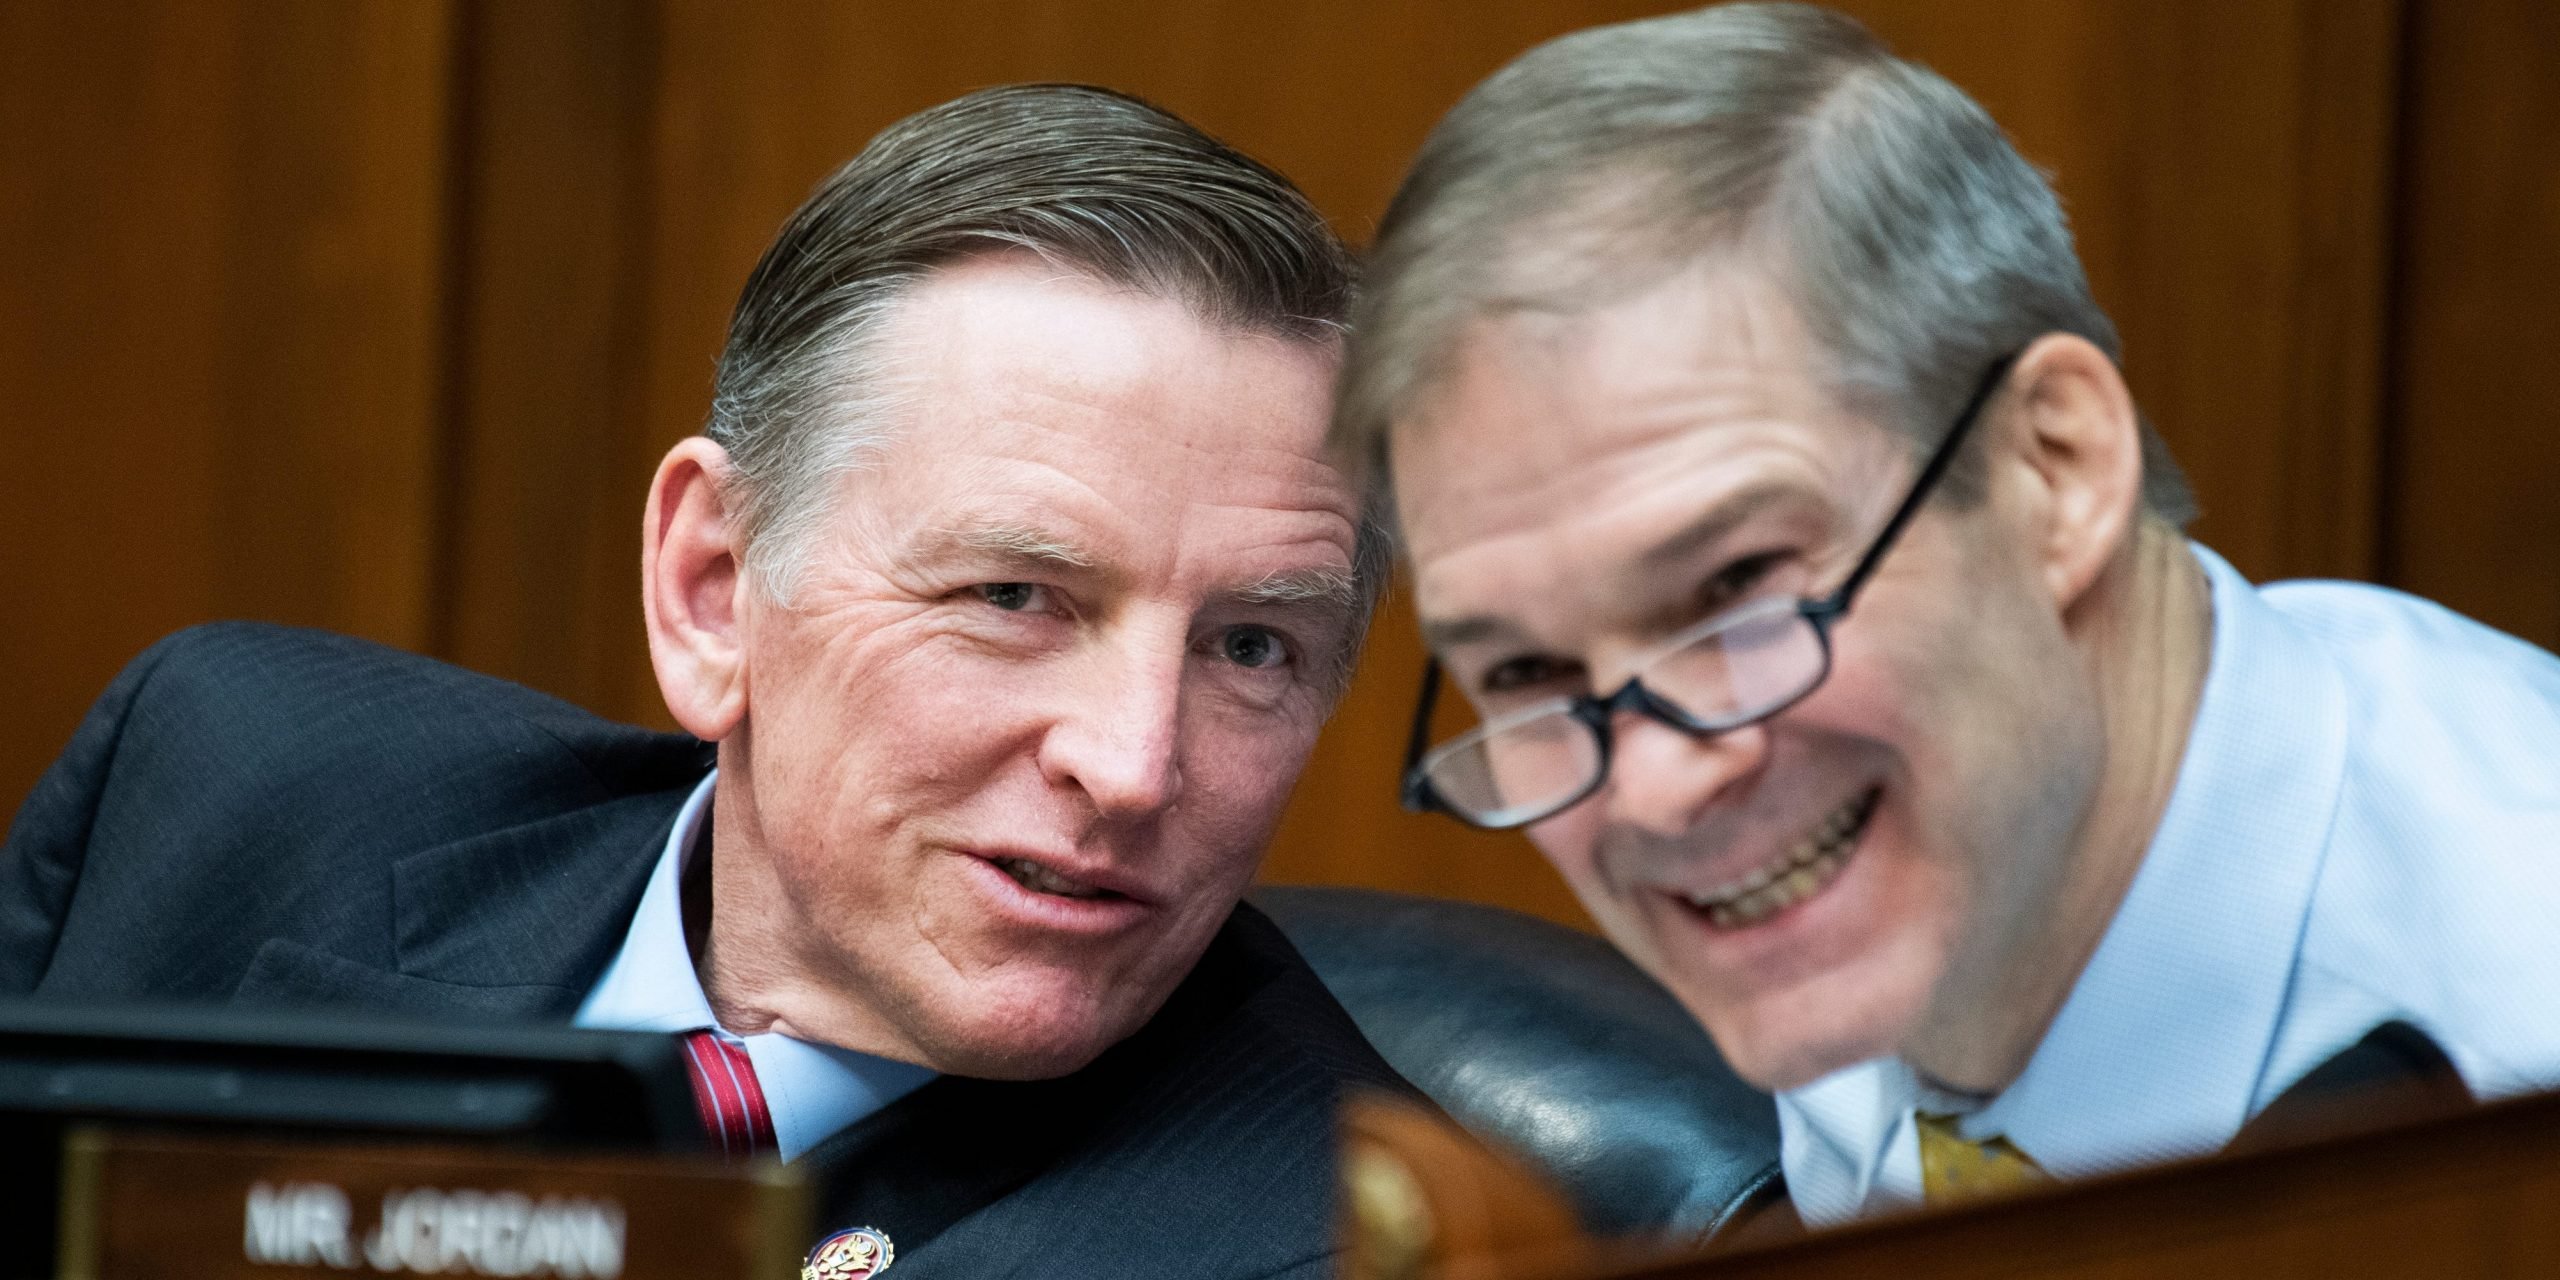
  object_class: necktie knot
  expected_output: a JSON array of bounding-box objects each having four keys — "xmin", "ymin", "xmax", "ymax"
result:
[
  {"xmin": 682, "ymin": 1029, "xmax": 777, "ymax": 1158},
  {"xmin": 1915, "ymin": 1111, "xmax": 2046, "ymax": 1207}
]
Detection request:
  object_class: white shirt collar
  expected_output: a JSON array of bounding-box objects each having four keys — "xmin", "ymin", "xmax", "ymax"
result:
[
  {"xmin": 1779, "ymin": 543, "xmax": 2349, "ymax": 1223},
  {"xmin": 575, "ymin": 770, "xmax": 935, "ymax": 1159}
]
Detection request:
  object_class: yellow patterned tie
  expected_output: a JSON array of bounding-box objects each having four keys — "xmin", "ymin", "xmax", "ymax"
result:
[{"xmin": 1915, "ymin": 1112, "xmax": 2048, "ymax": 1206}]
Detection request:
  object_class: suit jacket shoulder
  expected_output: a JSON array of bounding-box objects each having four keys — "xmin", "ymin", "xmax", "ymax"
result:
[{"xmin": 0, "ymin": 622, "xmax": 708, "ymax": 1008}]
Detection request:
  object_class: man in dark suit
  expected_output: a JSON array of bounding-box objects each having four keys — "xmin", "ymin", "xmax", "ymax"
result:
[{"xmin": 2, "ymin": 84, "xmax": 1407, "ymax": 1278}]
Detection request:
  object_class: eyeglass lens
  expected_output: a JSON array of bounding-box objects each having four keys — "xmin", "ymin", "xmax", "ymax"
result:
[
  {"xmin": 1638, "ymin": 599, "xmax": 1828, "ymax": 729},
  {"xmin": 1422, "ymin": 709, "xmax": 1603, "ymax": 828},
  {"xmin": 1421, "ymin": 600, "xmax": 1830, "ymax": 825}
]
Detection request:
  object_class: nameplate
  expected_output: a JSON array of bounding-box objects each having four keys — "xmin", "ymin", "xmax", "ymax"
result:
[{"xmin": 55, "ymin": 1128, "xmax": 808, "ymax": 1280}]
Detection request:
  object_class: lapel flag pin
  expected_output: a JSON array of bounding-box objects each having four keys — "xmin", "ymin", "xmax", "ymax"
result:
[{"xmin": 804, "ymin": 1226, "xmax": 895, "ymax": 1279}]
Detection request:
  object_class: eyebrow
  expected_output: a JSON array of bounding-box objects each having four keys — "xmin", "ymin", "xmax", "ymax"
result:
[
  {"xmin": 1635, "ymin": 482, "xmax": 1802, "ymax": 574},
  {"xmin": 909, "ymin": 521, "xmax": 1359, "ymax": 618},
  {"xmin": 906, "ymin": 521, "xmax": 1097, "ymax": 572},
  {"xmin": 1419, "ymin": 482, "xmax": 1808, "ymax": 654},
  {"xmin": 1420, "ymin": 612, "xmax": 1527, "ymax": 653},
  {"xmin": 1231, "ymin": 566, "xmax": 1359, "ymax": 611}
]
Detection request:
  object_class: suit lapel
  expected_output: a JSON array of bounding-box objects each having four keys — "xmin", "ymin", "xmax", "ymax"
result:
[
  {"xmin": 2226, "ymin": 1020, "xmax": 2472, "ymax": 1156},
  {"xmin": 391, "ymin": 786, "xmax": 692, "ymax": 993},
  {"xmin": 791, "ymin": 909, "xmax": 1291, "ymax": 1266},
  {"xmin": 799, "ymin": 1072, "xmax": 1096, "ymax": 1257},
  {"xmin": 233, "ymin": 935, "xmax": 584, "ymax": 1020},
  {"xmin": 227, "ymin": 784, "xmax": 693, "ymax": 1020}
]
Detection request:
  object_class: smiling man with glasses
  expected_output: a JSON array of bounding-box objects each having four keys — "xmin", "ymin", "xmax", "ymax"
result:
[
  {"xmin": 1402, "ymin": 352, "xmax": 2015, "ymax": 843},
  {"xmin": 1339, "ymin": 2, "xmax": 2560, "ymax": 1229}
]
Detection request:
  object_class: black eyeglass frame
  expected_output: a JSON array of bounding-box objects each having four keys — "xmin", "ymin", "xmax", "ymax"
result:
[{"xmin": 1399, "ymin": 352, "xmax": 2023, "ymax": 829}]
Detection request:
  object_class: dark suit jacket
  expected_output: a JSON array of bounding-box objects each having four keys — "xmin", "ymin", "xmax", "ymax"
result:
[{"xmin": 2, "ymin": 623, "xmax": 1415, "ymax": 1279}]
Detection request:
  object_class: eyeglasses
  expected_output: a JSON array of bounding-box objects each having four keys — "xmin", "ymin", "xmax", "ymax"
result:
[{"xmin": 1399, "ymin": 353, "xmax": 2020, "ymax": 830}]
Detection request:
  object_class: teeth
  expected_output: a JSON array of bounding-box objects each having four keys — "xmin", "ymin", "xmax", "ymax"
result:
[
  {"xmin": 1782, "ymin": 866, "xmax": 1818, "ymax": 899},
  {"xmin": 998, "ymin": 858, "xmax": 1108, "ymax": 899},
  {"xmin": 1681, "ymin": 789, "xmax": 1878, "ymax": 928}
]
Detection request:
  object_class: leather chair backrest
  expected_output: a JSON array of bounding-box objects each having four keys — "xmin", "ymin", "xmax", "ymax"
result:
[{"xmin": 1253, "ymin": 886, "xmax": 1780, "ymax": 1248}]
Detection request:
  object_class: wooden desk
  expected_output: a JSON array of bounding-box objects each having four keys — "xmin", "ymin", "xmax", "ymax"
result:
[{"xmin": 1618, "ymin": 1086, "xmax": 2560, "ymax": 1279}]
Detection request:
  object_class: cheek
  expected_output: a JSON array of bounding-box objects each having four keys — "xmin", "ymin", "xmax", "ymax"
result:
[
  {"xmin": 1527, "ymin": 807, "xmax": 1602, "ymax": 882},
  {"xmin": 1527, "ymin": 807, "xmax": 1637, "ymax": 930},
  {"xmin": 1836, "ymin": 569, "xmax": 2102, "ymax": 919},
  {"xmin": 1173, "ymin": 715, "xmax": 1322, "ymax": 874},
  {"xmin": 749, "ymin": 635, "xmax": 1053, "ymax": 862},
  {"xmin": 760, "ymin": 609, "xmax": 1029, "ymax": 747},
  {"xmin": 1816, "ymin": 561, "xmax": 2028, "ymax": 794}
]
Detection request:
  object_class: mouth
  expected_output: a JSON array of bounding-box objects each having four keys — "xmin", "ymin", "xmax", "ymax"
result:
[
  {"xmin": 962, "ymin": 848, "xmax": 1155, "ymax": 936},
  {"xmin": 988, "ymin": 856, "xmax": 1129, "ymax": 902},
  {"xmin": 1681, "ymin": 787, "xmax": 1881, "ymax": 931}
]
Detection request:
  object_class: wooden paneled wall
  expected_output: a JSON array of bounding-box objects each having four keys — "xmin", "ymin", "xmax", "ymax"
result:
[
  {"xmin": 2386, "ymin": 0, "xmax": 2560, "ymax": 650},
  {"xmin": 5, "ymin": 1, "xmax": 2553, "ymax": 930},
  {"xmin": 1, "ymin": 0, "xmax": 458, "ymax": 720}
]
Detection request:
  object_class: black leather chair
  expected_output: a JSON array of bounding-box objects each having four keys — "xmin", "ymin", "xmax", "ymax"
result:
[{"xmin": 1253, "ymin": 886, "xmax": 1781, "ymax": 1249}]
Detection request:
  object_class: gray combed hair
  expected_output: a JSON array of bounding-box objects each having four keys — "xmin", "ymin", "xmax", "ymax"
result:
[
  {"xmin": 1336, "ymin": 1, "xmax": 2196, "ymax": 525},
  {"xmin": 707, "ymin": 83, "xmax": 1392, "ymax": 619}
]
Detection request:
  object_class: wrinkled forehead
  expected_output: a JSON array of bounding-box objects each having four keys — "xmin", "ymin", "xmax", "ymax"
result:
[
  {"xmin": 836, "ymin": 256, "xmax": 1360, "ymax": 566},
  {"xmin": 1390, "ymin": 265, "xmax": 1903, "ymax": 637}
]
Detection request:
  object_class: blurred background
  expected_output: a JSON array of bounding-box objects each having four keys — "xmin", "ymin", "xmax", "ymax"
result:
[{"xmin": 3, "ymin": 0, "xmax": 2553, "ymax": 931}]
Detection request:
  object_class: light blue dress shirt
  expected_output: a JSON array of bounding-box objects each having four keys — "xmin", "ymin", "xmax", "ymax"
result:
[
  {"xmin": 574, "ymin": 771, "xmax": 936, "ymax": 1160},
  {"xmin": 1778, "ymin": 543, "xmax": 2560, "ymax": 1225}
]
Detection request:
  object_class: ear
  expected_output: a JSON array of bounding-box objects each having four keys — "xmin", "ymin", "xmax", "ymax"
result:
[
  {"xmin": 1998, "ymin": 333, "xmax": 2143, "ymax": 610},
  {"xmin": 643, "ymin": 437, "xmax": 751, "ymax": 741}
]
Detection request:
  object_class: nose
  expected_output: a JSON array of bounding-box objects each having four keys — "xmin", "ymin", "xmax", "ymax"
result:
[
  {"xmin": 1601, "ymin": 710, "xmax": 1770, "ymax": 837},
  {"xmin": 1038, "ymin": 633, "xmax": 1186, "ymax": 822}
]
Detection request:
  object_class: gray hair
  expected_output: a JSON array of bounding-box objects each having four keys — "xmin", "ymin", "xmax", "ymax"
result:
[
  {"xmin": 1337, "ymin": 1, "xmax": 2196, "ymax": 525},
  {"xmin": 707, "ymin": 83, "xmax": 1392, "ymax": 630}
]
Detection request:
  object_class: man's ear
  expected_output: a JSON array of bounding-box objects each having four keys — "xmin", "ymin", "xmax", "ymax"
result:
[
  {"xmin": 643, "ymin": 437, "xmax": 751, "ymax": 741},
  {"xmin": 2000, "ymin": 333, "xmax": 2143, "ymax": 611}
]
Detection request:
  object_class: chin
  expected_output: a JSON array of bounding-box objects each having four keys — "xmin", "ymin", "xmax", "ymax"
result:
[
  {"xmin": 1675, "ymin": 966, "xmax": 1930, "ymax": 1093},
  {"xmin": 1709, "ymin": 1013, "xmax": 1896, "ymax": 1093}
]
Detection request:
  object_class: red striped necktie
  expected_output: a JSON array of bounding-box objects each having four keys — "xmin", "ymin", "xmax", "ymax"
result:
[{"xmin": 681, "ymin": 1029, "xmax": 776, "ymax": 1157}]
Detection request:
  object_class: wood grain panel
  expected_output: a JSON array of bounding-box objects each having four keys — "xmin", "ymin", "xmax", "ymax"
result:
[
  {"xmin": 436, "ymin": 0, "xmax": 663, "ymax": 714},
  {"xmin": 2384, "ymin": 0, "xmax": 2560, "ymax": 652},
  {"xmin": 0, "ymin": 0, "xmax": 458, "ymax": 813}
]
